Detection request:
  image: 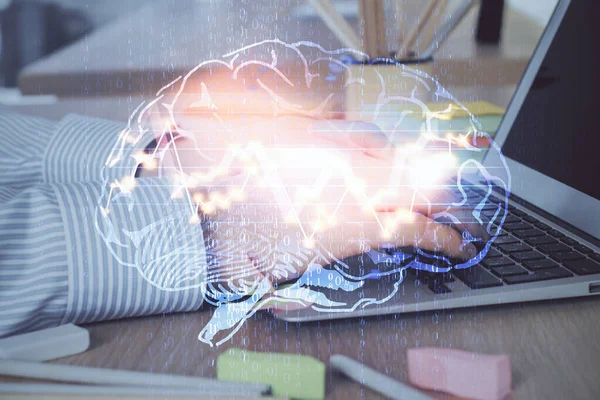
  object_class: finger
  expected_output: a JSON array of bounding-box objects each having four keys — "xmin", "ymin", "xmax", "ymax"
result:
[
  {"xmin": 321, "ymin": 213, "xmax": 476, "ymax": 262},
  {"xmin": 432, "ymin": 207, "xmax": 491, "ymax": 248},
  {"xmin": 408, "ymin": 213, "xmax": 477, "ymax": 260},
  {"xmin": 409, "ymin": 187, "xmax": 494, "ymax": 248},
  {"xmin": 393, "ymin": 187, "xmax": 493, "ymax": 248}
]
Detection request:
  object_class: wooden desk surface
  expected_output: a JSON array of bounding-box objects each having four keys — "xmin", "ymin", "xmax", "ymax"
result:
[
  {"xmin": 4, "ymin": 296, "xmax": 598, "ymax": 399},
  {"xmin": 18, "ymin": 0, "xmax": 543, "ymax": 96}
]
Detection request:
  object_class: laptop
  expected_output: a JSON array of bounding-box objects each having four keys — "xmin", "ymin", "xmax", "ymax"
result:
[{"xmin": 277, "ymin": 0, "xmax": 600, "ymax": 323}]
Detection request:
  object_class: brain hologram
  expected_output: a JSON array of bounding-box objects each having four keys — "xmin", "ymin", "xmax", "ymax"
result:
[{"xmin": 96, "ymin": 39, "xmax": 511, "ymax": 346}]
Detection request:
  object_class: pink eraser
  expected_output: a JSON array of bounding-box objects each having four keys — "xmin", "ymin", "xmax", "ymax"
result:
[{"xmin": 407, "ymin": 347, "xmax": 511, "ymax": 400}]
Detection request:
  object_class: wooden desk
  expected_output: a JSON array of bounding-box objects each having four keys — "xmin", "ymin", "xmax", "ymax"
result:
[
  {"xmin": 3, "ymin": 296, "xmax": 598, "ymax": 399},
  {"xmin": 18, "ymin": 0, "xmax": 543, "ymax": 97}
]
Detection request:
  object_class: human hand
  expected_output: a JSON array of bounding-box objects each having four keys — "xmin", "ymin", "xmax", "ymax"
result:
[
  {"xmin": 189, "ymin": 133, "xmax": 478, "ymax": 345},
  {"xmin": 166, "ymin": 116, "xmax": 477, "ymax": 288},
  {"xmin": 155, "ymin": 114, "xmax": 484, "ymax": 346}
]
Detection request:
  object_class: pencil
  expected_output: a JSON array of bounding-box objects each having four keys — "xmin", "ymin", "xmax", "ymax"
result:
[
  {"xmin": 359, "ymin": 0, "xmax": 378, "ymax": 59},
  {"xmin": 396, "ymin": 0, "xmax": 439, "ymax": 59},
  {"xmin": 375, "ymin": 0, "xmax": 387, "ymax": 57},
  {"xmin": 330, "ymin": 355, "xmax": 434, "ymax": 400},
  {"xmin": 421, "ymin": 0, "xmax": 476, "ymax": 59},
  {"xmin": 309, "ymin": 0, "xmax": 363, "ymax": 53},
  {"xmin": 0, "ymin": 383, "xmax": 280, "ymax": 399},
  {"xmin": 417, "ymin": 0, "xmax": 449, "ymax": 56},
  {"xmin": 394, "ymin": 0, "xmax": 406, "ymax": 54},
  {"xmin": 0, "ymin": 360, "xmax": 269, "ymax": 397}
]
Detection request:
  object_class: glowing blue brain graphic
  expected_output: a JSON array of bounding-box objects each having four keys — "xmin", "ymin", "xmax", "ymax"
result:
[{"xmin": 97, "ymin": 40, "xmax": 510, "ymax": 346}]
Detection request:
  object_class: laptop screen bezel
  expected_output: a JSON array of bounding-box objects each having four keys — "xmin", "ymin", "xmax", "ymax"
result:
[{"xmin": 482, "ymin": 0, "xmax": 600, "ymax": 239}]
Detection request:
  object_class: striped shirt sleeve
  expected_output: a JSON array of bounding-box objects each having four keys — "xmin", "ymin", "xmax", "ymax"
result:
[
  {"xmin": 43, "ymin": 114, "xmax": 151, "ymax": 184},
  {"xmin": 0, "ymin": 110, "xmax": 56, "ymax": 189},
  {"xmin": 0, "ymin": 111, "xmax": 207, "ymax": 338}
]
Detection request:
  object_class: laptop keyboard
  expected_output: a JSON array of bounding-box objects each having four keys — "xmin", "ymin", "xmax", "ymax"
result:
[{"xmin": 402, "ymin": 192, "xmax": 600, "ymax": 294}]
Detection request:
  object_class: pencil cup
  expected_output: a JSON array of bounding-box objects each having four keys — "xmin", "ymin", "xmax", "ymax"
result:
[{"xmin": 342, "ymin": 58, "xmax": 435, "ymax": 123}]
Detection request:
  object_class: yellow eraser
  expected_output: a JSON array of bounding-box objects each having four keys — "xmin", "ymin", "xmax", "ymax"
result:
[{"xmin": 217, "ymin": 348, "xmax": 326, "ymax": 400}]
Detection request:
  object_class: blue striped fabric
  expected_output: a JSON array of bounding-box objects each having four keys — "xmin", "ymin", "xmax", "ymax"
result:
[
  {"xmin": 0, "ymin": 112, "xmax": 54, "ymax": 190},
  {"xmin": 0, "ymin": 110, "xmax": 206, "ymax": 338}
]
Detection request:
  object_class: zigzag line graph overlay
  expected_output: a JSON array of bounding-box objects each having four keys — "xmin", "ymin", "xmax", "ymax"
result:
[{"xmin": 96, "ymin": 40, "xmax": 511, "ymax": 346}]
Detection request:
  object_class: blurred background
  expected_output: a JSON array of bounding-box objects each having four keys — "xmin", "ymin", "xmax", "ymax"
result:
[
  {"xmin": 0, "ymin": 0, "xmax": 148, "ymax": 86},
  {"xmin": 0, "ymin": 0, "xmax": 557, "ymax": 120}
]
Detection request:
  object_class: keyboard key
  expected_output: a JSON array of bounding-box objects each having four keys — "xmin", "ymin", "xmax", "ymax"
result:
[
  {"xmin": 573, "ymin": 244, "xmax": 593, "ymax": 254},
  {"xmin": 525, "ymin": 236, "xmax": 557, "ymax": 247},
  {"xmin": 538, "ymin": 243, "xmax": 572, "ymax": 254},
  {"xmin": 428, "ymin": 283, "xmax": 451, "ymax": 295},
  {"xmin": 510, "ymin": 209, "xmax": 527, "ymax": 217},
  {"xmin": 503, "ymin": 222, "xmax": 532, "ymax": 232},
  {"xmin": 561, "ymin": 237, "xmax": 578, "ymax": 246},
  {"xmin": 441, "ymin": 273, "xmax": 455, "ymax": 283},
  {"xmin": 503, "ymin": 268, "xmax": 572, "ymax": 284},
  {"xmin": 547, "ymin": 229, "xmax": 565, "ymax": 238},
  {"xmin": 493, "ymin": 236, "xmax": 519, "ymax": 245},
  {"xmin": 533, "ymin": 221, "xmax": 551, "ymax": 231},
  {"xmin": 419, "ymin": 271, "xmax": 455, "ymax": 283},
  {"xmin": 502, "ymin": 215, "xmax": 521, "ymax": 224},
  {"xmin": 498, "ymin": 243, "xmax": 533, "ymax": 254},
  {"xmin": 480, "ymin": 200, "xmax": 501, "ymax": 207},
  {"xmin": 486, "ymin": 249, "xmax": 503, "ymax": 258},
  {"xmin": 522, "ymin": 215, "xmax": 538, "ymax": 223},
  {"xmin": 563, "ymin": 259, "xmax": 600, "ymax": 276},
  {"xmin": 481, "ymin": 209, "xmax": 500, "ymax": 218},
  {"xmin": 491, "ymin": 265, "xmax": 528, "ymax": 277},
  {"xmin": 523, "ymin": 259, "xmax": 560, "ymax": 271},
  {"xmin": 410, "ymin": 269, "xmax": 454, "ymax": 282},
  {"xmin": 482, "ymin": 257, "xmax": 515, "ymax": 268},
  {"xmin": 453, "ymin": 265, "xmax": 503, "ymax": 289},
  {"xmin": 510, "ymin": 251, "xmax": 545, "ymax": 262},
  {"xmin": 466, "ymin": 191, "xmax": 482, "ymax": 199},
  {"xmin": 428, "ymin": 274, "xmax": 454, "ymax": 294},
  {"xmin": 549, "ymin": 251, "xmax": 586, "ymax": 262},
  {"xmin": 481, "ymin": 257, "xmax": 515, "ymax": 268},
  {"xmin": 512, "ymin": 229, "xmax": 545, "ymax": 239},
  {"xmin": 591, "ymin": 254, "xmax": 600, "ymax": 263}
]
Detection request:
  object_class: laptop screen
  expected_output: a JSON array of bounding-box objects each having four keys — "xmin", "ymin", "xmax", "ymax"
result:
[{"xmin": 501, "ymin": 0, "xmax": 600, "ymax": 201}]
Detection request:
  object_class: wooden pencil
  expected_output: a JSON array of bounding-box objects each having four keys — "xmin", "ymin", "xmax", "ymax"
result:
[
  {"xmin": 0, "ymin": 383, "xmax": 283, "ymax": 399},
  {"xmin": 309, "ymin": 0, "xmax": 363, "ymax": 53},
  {"xmin": 417, "ymin": 0, "xmax": 449, "ymax": 56},
  {"xmin": 396, "ymin": 0, "xmax": 439, "ymax": 59},
  {"xmin": 357, "ymin": 0, "xmax": 368, "ymax": 56},
  {"xmin": 0, "ymin": 360, "xmax": 269, "ymax": 397},
  {"xmin": 421, "ymin": 0, "xmax": 476, "ymax": 59},
  {"xmin": 359, "ymin": 0, "xmax": 379, "ymax": 59},
  {"xmin": 376, "ymin": 0, "xmax": 388, "ymax": 58},
  {"xmin": 395, "ymin": 0, "xmax": 406, "ymax": 55}
]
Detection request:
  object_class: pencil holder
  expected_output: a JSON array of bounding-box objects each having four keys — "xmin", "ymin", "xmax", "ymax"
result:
[{"xmin": 342, "ymin": 57, "xmax": 435, "ymax": 123}]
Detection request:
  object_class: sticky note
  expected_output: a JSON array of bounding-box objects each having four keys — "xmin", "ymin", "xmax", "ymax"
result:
[
  {"xmin": 407, "ymin": 347, "xmax": 511, "ymax": 400},
  {"xmin": 217, "ymin": 348, "xmax": 326, "ymax": 400},
  {"xmin": 422, "ymin": 101, "xmax": 505, "ymax": 118}
]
